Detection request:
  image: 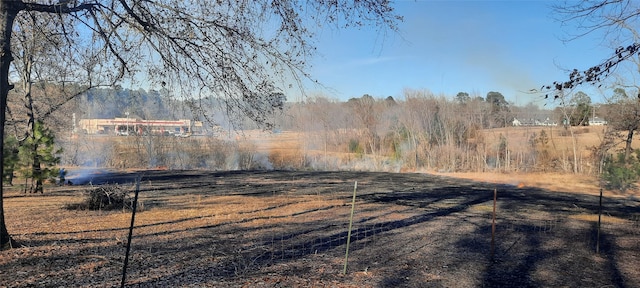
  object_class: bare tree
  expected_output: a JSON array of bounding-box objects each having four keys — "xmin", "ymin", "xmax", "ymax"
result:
[
  {"xmin": 554, "ymin": 90, "xmax": 586, "ymax": 174},
  {"xmin": 10, "ymin": 11, "xmax": 77, "ymax": 193},
  {"xmin": 297, "ymin": 95, "xmax": 343, "ymax": 168},
  {"xmin": 347, "ymin": 94, "xmax": 381, "ymax": 155},
  {"xmin": 548, "ymin": 1, "xmax": 640, "ymax": 175},
  {"xmin": 605, "ymin": 88, "xmax": 640, "ymax": 160},
  {"xmin": 397, "ymin": 89, "xmax": 438, "ymax": 169},
  {"xmin": 544, "ymin": 1, "xmax": 640, "ymax": 95},
  {"xmin": 0, "ymin": 0, "xmax": 401, "ymax": 249}
]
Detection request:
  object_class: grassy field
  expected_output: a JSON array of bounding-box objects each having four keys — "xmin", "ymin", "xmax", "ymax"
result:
[
  {"xmin": 1, "ymin": 169, "xmax": 639, "ymax": 287},
  {"xmin": 247, "ymin": 125, "xmax": 640, "ymax": 198}
]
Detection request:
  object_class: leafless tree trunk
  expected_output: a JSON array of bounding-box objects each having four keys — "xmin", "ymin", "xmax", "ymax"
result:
[{"xmin": 0, "ymin": 0, "xmax": 18, "ymax": 249}]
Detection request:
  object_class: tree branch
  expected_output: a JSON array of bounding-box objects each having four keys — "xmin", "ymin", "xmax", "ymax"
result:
[{"xmin": 19, "ymin": 1, "xmax": 100, "ymax": 14}]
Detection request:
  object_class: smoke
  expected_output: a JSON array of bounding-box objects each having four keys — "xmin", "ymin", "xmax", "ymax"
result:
[
  {"xmin": 339, "ymin": 157, "xmax": 402, "ymax": 173},
  {"xmin": 65, "ymin": 168, "xmax": 106, "ymax": 185},
  {"xmin": 224, "ymin": 150, "xmax": 273, "ymax": 170},
  {"xmin": 252, "ymin": 153, "xmax": 274, "ymax": 170},
  {"xmin": 465, "ymin": 50, "xmax": 539, "ymax": 105},
  {"xmin": 59, "ymin": 136, "xmax": 115, "ymax": 168}
]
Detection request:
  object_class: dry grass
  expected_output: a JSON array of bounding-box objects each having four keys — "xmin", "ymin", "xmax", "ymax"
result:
[
  {"xmin": 243, "ymin": 126, "xmax": 640, "ymax": 175},
  {"xmin": 482, "ymin": 126, "xmax": 612, "ymax": 150},
  {"xmin": 569, "ymin": 214, "xmax": 630, "ymax": 224},
  {"xmin": 429, "ymin": 170, "xmax": 637, "ymax": 198},
  {"xmin": 1, "ymin": 170, "xmax": 639, "ymax": 287}
]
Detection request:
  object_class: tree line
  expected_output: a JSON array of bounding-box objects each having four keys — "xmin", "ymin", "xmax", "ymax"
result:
[
  {"xmin": 278, "ymin": 90, "xmax": 609, "ymax": 173},
  {"xmin": 9, "ymin": 85, "xmax": 639, "ymax": 175}
]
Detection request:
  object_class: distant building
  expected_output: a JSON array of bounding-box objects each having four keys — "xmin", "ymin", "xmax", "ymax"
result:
[
  {"xmin": 78, "ymin": 117, "xmax": 203, "ymax": 135},
  {"xmin": 540, "ymin": 118, "xmax": 558, "ymax": 126},
  {"xmin": 512, "ymin": 117, "xmax": 557, "ymax": 127},
  {"xmin": 588, "ymin": 117, "xmax": 608, "ymax": 126}
]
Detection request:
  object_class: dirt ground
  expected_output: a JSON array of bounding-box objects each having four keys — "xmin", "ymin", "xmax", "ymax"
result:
[{"xmin": 1, "ymin": 169, "xmax": 639, "ymax": 287}]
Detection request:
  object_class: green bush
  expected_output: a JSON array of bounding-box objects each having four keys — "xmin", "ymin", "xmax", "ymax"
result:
[
  {"xmin": 348, "ymin": 139, "xmax": 363, "ymax": 155},
  {"xmin": 602, "ymin": 150, "xmax": 640, "ymax": 192},
  {"xmin": 2, "ymin": 136, "xmax": 19, "ymax": 185}
]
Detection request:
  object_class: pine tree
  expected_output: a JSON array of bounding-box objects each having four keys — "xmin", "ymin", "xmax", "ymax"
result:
[
  {"xmin": 2, "ymin": 136, "xmax": 18, "ymax": 185},
  {"xmin": 17, "ymin": 121, "xmax": 61, "ymax": 193}
]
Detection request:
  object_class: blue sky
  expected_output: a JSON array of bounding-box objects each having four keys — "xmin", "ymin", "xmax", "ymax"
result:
[{"xmin": 301, "ymin": 1, "xmax": 618, "ymax": 106}]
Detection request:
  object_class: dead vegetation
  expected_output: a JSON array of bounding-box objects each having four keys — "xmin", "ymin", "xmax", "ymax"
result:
[
  {"xmin": 64, "ymin": 184, "xmax": 136, "ymax": 211},
  {"xmin": 1, "ymin": 170, "xmax": 639, "ymax": 287}
]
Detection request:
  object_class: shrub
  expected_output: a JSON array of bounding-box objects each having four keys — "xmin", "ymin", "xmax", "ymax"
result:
[
  {"xmin": 602, "ymin": 150, "xmax": 640, "ymax": 192},
  {"xmin": 269, "ymin": 148, "xmax": 304, "ymax": 170},
  {"xmin": 348, "ymin": 139, "xmax": 363, "ymax": 155},
  {"xmin": 67, "ymin": 184, "xmax": 137, "ymax": 211}
]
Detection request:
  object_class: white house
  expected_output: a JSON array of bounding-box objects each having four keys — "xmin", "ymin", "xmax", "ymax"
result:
[
  {"xmin": 512, "ymin": 117, "xmax": 557, "ymax": 127},
  {"xmin": 512, "ymin": 118, "xmax": 522, "ymax": 126},
  {"xmin": 588, "ymin": 117, "xmax": 607, "ymax": 126}
]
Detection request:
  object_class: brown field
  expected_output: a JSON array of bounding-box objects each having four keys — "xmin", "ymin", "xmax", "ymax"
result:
[
  {"xmin": 480, "ymin": 126, "xmax": 611, "ymax": 153},
  {"xmin": 245, "ymin": 125, "xmax": 640, "ymax": 198},
  {"xmin": 1, "ymin": 169, "xmax": 639, "ymax": 287},
  {"xmin": 247, "ymin": 125, "xmax": 635, "ymax": 168}
]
